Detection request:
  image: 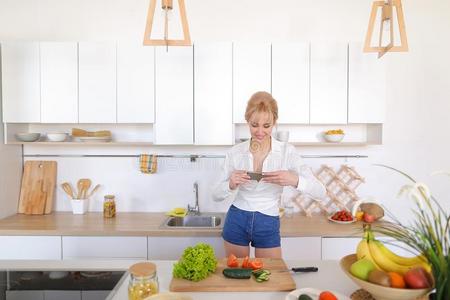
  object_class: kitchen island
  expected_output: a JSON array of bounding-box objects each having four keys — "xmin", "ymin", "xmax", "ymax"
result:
[{"xmin": 0, "ymin": 259, "xmax": 359, "ymax": 300}]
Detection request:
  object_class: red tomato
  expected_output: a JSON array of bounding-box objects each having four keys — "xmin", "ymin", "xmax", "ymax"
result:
[
  {"xmin": 248, "ymin": 259, "xmax": 263, "ymax": 270},
  {"xmin": 241, "ymin": 256, "xmax": 250, "ymax": 268},
  {"xmin": 227, "ymin": 254, "xmax": 239, "ymax": 268},
  {"xmin": 318, "ymin": 291, "xmax": 338, "ymax": 300}
]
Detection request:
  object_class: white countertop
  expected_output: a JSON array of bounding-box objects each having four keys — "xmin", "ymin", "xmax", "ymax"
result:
[{"xmin": 0, "ymin": 259, "xmax": 359, "ymax": 300}]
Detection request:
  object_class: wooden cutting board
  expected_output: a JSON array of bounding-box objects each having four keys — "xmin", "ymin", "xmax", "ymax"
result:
[
  {"xmin": 170, "ymin": 258, "xmax": 296, "ymax": 292},
  {"xmin": 18, "ymin": 161, "xmax": 57, "ymax": 215}
]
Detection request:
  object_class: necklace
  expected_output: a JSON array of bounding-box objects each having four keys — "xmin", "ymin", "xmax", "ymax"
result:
[{"xmin": 249, "ymin": 137, "xmax": 271, "ymax": 154}]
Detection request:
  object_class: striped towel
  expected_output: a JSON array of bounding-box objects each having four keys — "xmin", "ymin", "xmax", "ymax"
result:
[{"xmin": 139, "ymin": 154, "xmax": 157, "ymax": 174}]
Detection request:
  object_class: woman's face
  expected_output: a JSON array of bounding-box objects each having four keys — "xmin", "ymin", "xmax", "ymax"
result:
[{"xmin": 248, "ymin": 111, "xmax": 274, "ymax": 142}]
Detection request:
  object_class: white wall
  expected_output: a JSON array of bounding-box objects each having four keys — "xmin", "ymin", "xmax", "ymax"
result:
[
  {"xmin": 1, "ymin": 0, "xmax": 450, "ymax": 223},
  {"xmin": 0, "ymin": 52, "xmax": 22, "ymax": 218}
]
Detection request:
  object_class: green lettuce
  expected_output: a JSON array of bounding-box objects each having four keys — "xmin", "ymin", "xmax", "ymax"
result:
[{"xmin": 173, "ymin": 243, "xmax": 218, "ymax": 281}]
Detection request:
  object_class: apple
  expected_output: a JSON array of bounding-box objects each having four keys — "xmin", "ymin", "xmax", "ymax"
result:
[
  {"xmin": 363, "ymin": 213, "xmax": 376, "ymax": 223},
  {"xmin": 350, "ymin": 258, "xmax": 376, "ymax": 281},
  {"xmin": 404, "ymin": 267, "xmax": 433, "ymax": 289}
]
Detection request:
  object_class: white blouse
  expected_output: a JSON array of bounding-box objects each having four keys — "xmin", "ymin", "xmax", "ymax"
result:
[{"xmin": 212, "ymin": 138, "xmax": 327, "ymax": 216}]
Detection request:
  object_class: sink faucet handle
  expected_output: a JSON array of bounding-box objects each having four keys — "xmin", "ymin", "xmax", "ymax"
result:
[{"xmin": 188, "ymin": 182, "xmax": 200, "ymax": 214}]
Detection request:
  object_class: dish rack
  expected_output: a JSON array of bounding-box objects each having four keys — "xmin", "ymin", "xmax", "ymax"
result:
[{"xmin": 294, "ymin": 165, "xmax": 365, "ymax": 217}]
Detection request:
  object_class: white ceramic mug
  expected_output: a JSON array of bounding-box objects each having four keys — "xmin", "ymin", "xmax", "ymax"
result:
[{"xmin": 276, "ymin": 131, "xmax": 289, "ymax": 142}]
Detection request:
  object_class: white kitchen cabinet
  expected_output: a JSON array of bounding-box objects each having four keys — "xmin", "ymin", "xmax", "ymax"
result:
[
  {"xmin": 0, "ymin": 236, "xmax": 61, "ymax": 260},
  {"xmin": 321, "ymin": 237, "xmax": 414, "ymax": 260},
  {"xmin": 272, "ymin": 43, "xmax": 310, "ymax": 124},
  {"xmin": 78, "ymin": 42, "xmax": 117, "ymax": 123},
  {"xmin": 117, "ymin": 42, "xmax": 155, "ymax": 123},
  {"xmin": 233, "ymin": 43, "xmax": 271, "ymax": 123},
  {"xmin": 147, "ymin": 237, "xmax": 225, "ymax": 260},
  {"xmin": 6, "ymin": 291, "xmax": 44, "ymax": 300},
  {"xmin": 321, "ymin": 237, "xmax": 360, "ymax": 260},
  {"xmin": 40, "ymin": 42, "xmax": 78, "ymax": 123},
  {"xmin": 194, "ymin": 42, "xmax": 233, "ymax": 145},
  {"xmin": 154, "ymin": 46, "xmax": 193, "ymax": 145},
  {"xmin": 348, "ymin": 42, "xmax": 386, "ymax": 123},
  {"xmin": 62, "ymin": 236, "xmax": 147, "ymax": 260},
  {"xmin": 310, "ymin": 42, "xmax": 348, "ymax": 124},
  {"xmin": 81, "ymin": 291, "xmax": 111, "ymax": 300},
  {"xmin": 44, "ymin": 291, "xmax": 81, "ymax": 300},
  {"xmin": 281, "ymin": 237, "xmax": 321, "ymax": 260},
  {"xmin": 1, "ymin": 42, "xmax": 40, "ymax": 123}
]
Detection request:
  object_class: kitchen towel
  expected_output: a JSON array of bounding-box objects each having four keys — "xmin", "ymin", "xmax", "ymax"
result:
[{"xmin": 139, "ymin": 154, "xmax": 158, "ymax": 174}]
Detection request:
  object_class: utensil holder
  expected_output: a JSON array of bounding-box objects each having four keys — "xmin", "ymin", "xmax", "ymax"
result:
[{"xmin": 71, "ymin": 198, "xmax": 89, "ymax": 214}]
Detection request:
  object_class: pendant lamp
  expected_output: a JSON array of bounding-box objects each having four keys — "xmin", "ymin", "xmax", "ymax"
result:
[
  {"xmin": 364, "ymin": 0, "xmax": 408, "ymax": 58},
  {"xmin": 143, "ymin": 0, "xmax": 191, "ymax": 47}
]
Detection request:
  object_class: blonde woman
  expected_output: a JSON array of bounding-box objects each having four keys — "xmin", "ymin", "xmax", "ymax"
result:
[{"xmin": 213, "ymin": 91, "xmax": 326, "ymax": 258}]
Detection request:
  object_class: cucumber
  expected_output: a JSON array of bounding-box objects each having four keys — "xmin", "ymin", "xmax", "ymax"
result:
[
  {"xmin": 222, "ymin": 268, "xmax": 252, "ymax": 279},
  {"xmin": 298, "ymin": 294, "xmax": 313, "ymax": 300},
  {"xmin": 252, "ymin": 269, "xmax": 271, "ymax": 282}
]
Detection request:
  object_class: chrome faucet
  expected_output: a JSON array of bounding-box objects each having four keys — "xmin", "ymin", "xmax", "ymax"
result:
[{"xmin": 188, "ymin": 182, "xmax": 200, "ymax": 214}]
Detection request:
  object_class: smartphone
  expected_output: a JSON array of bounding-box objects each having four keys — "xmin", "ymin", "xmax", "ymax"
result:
[{"xmin": 247, "ymin": 172, "xmax": 263, "ymax": 182}]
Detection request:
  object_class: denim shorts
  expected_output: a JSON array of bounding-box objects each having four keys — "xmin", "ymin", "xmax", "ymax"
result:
[{"xmin": 222, "ymin": 205, "xmax": 281, "ymax": 248}]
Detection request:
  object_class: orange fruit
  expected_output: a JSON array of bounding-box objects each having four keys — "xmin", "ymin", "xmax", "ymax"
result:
[
  {"xmin": 355, "ymin": 211, "xmax": 365, "ymax": 221},
  {"xmin": 389, "ymin": 272, "xmax": 406, "ymax": 288}
]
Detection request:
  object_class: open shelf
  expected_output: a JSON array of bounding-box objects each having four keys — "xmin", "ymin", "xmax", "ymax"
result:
[{"xmin": 8, "ymin": 141, "xmax": 155, "ymax": 146}]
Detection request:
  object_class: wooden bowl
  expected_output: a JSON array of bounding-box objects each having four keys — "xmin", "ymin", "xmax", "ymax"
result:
[{"xmin": 340, "ymin": 254, "xmax": 432, "ymax": 300}]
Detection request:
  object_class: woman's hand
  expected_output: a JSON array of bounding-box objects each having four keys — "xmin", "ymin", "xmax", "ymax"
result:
[
  {"xmin": 229, "ymin": 170, "xmax": 251, "ymax": 190},
  {"xmin": 262, "ymin": 170, "xmax": 299, "ymax": 187}
]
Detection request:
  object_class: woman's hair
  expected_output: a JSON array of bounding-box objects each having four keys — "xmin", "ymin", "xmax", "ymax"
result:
[{"xmin": 245, "ymin": 91, "xmax": 278, "ymax": 123}]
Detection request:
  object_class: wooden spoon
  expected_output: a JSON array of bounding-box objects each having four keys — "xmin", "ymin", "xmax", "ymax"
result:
[
  {"xmin": 61, "ymin": 182, "xmax": 74, "ymax": 199},
  {"xmin": 87, "ymin": 184, "xmax": 101, "ymax": 198},
  {"xmin": 77, "ymin": 178, "xmax": 91, "ymax": 199}
]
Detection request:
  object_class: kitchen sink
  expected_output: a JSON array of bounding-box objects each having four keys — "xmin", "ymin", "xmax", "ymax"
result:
[{"xmin": 160, "ymin": 213, "xmax": 225, "ymax": 229}]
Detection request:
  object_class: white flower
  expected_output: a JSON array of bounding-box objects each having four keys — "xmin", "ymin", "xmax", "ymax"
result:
[{"xmin": 397, "ymin": 183, "xmax": 430, "ymax": 211}]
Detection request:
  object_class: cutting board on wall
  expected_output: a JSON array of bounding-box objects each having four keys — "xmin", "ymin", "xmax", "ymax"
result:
[
  {"xmin": 170, "ymin": 258, "xmax": 296, "ymax": 292},
  {"xmin": 18, "ymin": 161, "xmax": 57, "ymax": 215}
]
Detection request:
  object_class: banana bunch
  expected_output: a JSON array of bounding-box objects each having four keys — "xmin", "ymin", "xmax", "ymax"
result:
[{"xmin": 356, "ymin": 227, "xmax": 431, "ymax": 275}]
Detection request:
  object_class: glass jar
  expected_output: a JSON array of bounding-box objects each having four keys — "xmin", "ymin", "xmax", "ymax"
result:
[
  {"xmin": 128, "ymin": 262, "xmax": 159, "ymax": 300},
  {"xmin": 103, "ymin": 194, "xmax": 116, "ymax": 218}
]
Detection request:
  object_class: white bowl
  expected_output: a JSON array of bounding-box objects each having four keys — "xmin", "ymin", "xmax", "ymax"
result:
[
  {"xmin": 324, "ymin": 133, "xmax": 345, "ymax": 143},
  {"xmin": 46, "ymin": 133, "xmax": 67, "ymax": 142},
  {"xmin": 15, "ymin": 133, "xmax": 41, "ymax": 142}
]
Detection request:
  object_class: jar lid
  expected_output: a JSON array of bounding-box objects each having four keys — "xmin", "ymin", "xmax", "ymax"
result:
[
  {"xmin": 104, "ymin": 194, "xmax": 115, "ymax": 199},
  {"xmin": 129, "ymin": 262, "xmax": 156, "ymax": 277}
]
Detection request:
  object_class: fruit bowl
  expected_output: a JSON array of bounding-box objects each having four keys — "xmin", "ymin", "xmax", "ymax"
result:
[
  {"xmin": 324, "ymin": 133, "xmax": 345, "ymax": 143},
  {"xmin": 340, "ymin": 254, "xmax": 432, "ymax": 300}
]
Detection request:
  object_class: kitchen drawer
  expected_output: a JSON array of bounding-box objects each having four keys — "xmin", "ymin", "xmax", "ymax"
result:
[
  {"xmin": 0, "ymin": 236, "xmax": 61, "ymax": 260},
  {"xmin": 321, "ymin": 237, "xmax": 360, "ymax": 260},
  {"xmin": 148, "ymin": 237, "xmax": 225, "ymax": 260},
  {"xmin": 281, "ymin": 237, "xmax": 321, "ymax": 260},
  {"xmin": 44, "ymin": 291, "xmax": 81, "ymax": 300},
  {"xmin": 81, "ymin": 291, "xmax": 111, "ymax": 300},
  {"xmin": 321, "ymin": 237, "xmax": 415, "ymax": 260},
  {"xmin": 6, "ymin": 291, "xmax": 44, "ymax": 300},
  {"xmin": 62, "ymin": 236, "xmax": 147, "ymax": 260}
]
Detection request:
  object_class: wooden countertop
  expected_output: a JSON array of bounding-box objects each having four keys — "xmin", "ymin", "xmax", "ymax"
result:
[{"xmin": 0, "ymin": 212, "xmax": 363, "ymax": 237}]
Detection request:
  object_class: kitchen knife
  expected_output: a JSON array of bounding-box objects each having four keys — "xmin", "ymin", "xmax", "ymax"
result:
[
  {"xmin": 277, "ymin": 267, "xmax": 319, "ymax": 273},
  {"xmin": 291, "ymin": 267, "xmax": 318, "ymax": 272}
]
